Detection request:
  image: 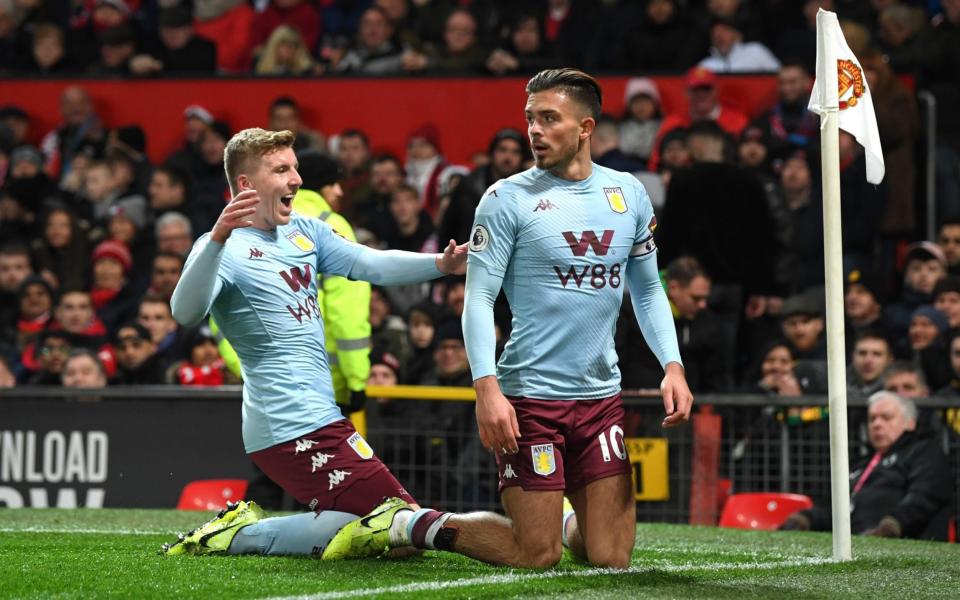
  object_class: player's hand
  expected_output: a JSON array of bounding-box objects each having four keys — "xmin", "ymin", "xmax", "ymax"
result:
[
  {"xmin": 211, "ymin": 190, "xmax": 259, "ymax": 244},
  {"xmin": 475, "ymin": 376, "xmax": 521, "ymax": 454},
  {"xmin": 436, "ymin": 239, "xmax": 468, "ymax": 275},
  {"xmin": 660, "ymin": 362, "xmax": 693, "ymax": 428}
]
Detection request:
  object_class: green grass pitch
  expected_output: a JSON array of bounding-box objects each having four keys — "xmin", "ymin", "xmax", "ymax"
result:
[{"xmin": 1, "ymin": 509, "xmax": 958, "ymax": 599}]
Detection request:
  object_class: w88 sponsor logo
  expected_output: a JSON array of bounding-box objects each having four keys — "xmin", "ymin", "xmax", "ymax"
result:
[{"xmin": 553, "ymin": 263, "xmax": 621, "ymax": 289}]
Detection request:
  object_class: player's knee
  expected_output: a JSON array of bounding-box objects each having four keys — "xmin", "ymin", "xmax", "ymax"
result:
[
  {"xmin": 516, "ymin": 543, "xmax": 562, "ymax": 569},
  {"xmin": 586, "ymin": 546, "xmax": 631, "ymax": 570}
]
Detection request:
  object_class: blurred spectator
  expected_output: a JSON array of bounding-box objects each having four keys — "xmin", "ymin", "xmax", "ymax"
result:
[
  {"xmin": 618, "ymin": 256, "xmax": 732, "ymax": 393},
  {"xmin": 404, "ymin": 300, "xmax": 442, "ymax": 385},
  {"xmin": 848, "ymin": 331, "xmax": 895, "ymax": 401},
  {"xmin": 28, "ymin": 329, "xmax": 72, "ymax": 384},
  {"xmin": 403, "ymin": 8, "xmax": 486, "ymax": 75},
  {"xmin": 782, "ymin": 391, "xmax": 953, "ymax": 541},
  {"xmin": 907, "ymin": 305, "xmax": 952, "ymax": 392},
  {"xmin": 106, "ymin": 125, "xmax": 150, "ymax": 195},
  {"xmin": 112, "ymin": 322, "xmax": 165, "ymax": 384},
  {"xmin": 844, "ymin": 269, "xmax": 891, "ymax": 344},
  {"xmin": 192, "ymin": 0, "xmax": 256, "ymax": 73},
  {"xmin": 615, "ymin": 0, "xmax": 701, "ymax": 71},
  {"xmin": 148, "ymin": 165, "xmax": 190, "ymax": 217},
  {"xmin": 698, "ymin": 16, "xmax": 780, "ymax": 72},
  {"xmin": 54, "ymin": 290, "xmax": 108, "ymax": 347},
  {"xmin": 335, "ymin": 6, "xmax": 405, "ymax": 75},
  {"xmin": 657, "ymin": 121, "xmax": 780, "ymax": 330},
  {"xmin": 405, "ymin": 123, "xmax": 447, "ymax": 218},
  {"xmin": 485, "ymin": 13, "xmax": 557, "ymax": 76},
  {"xmin": 27, "ymin": 23, "xmax": 73, "ymax": 74},
  {"xmin": 106, "ymin": 203, "xmax": 151, "ymax": 277},
  {"xmin": 335, "ymin": 128, "xmax": 371, "ymax": 220},
  {"xmin": 656, "ymin": 127, "xmax": 690, "ymax": 185},
  {"xmin": 40, "ymin": 86, "xmax": 106, "ymax": 184},
  {"xmin": 592, "ymin": 116, "xmax": 645, "ymax": 173},
  {"xmin": 369, "ymin": 285, "xmax": 409, "ymax": 374},
  {"xmin": 137, "ymin": 294, "xmax": 184, "ymax": 368},
  {"xmin": 89, "ymin": 239, "xmax": 138, "ymax": 333},
  {"xmin": 421, "ymin": 318, "xmax": 470, "ymax": 387},
  {"xmin": 936, "ymin": 218, "xmax": 960, "ymax": 276},
  {"xmin": 6, "ymin": 144, "xmax": 57, "ymax": 214},
  {"xmin": 883, "ymin": 362, "xmax": 930, "ymax": 399},
  {"xmin": 170, "ymin": 324, "xmax": 229, "ymax": 386},
  {"xmin": 383, "ymin": 183, "xmax": 437, "ymax": 254},
  {"xmin": 741, "ymin": 340, "xmax": 826, "ymax": 395},
  {"xmin": 166, "ymin": 104, "xmax": 212, "ymax": 177},
  {"xmin": 442, "ymin": 275, "xmax": 464, "ymax": 318},
  {"xmin": 439, "ymin": 128, "xmax": 525, "ymax": 247},
  {"xmin": 367, "ymin": 346, "xmax": 401, "ymax": 404},
  {"xmin": 0, "ymin": 354, "xmax": 14, "ymax": 388},
  {"xmin": 146, "ymin": 252, "xmax": 183, "ymax": 300},
  {"xmin": 130, "ymin": 6, "xmax": 217, "ymax": 75},
  {"xmin": 191, "ymin": 121, "xmax": 231, "ymax": 234},
  {"xmin": 539, "ymin": 0, "xmax": 601, "ymax": 69},
  {"xmin": 780, "ymin": 289, "xmax": 826, "ymax": 361},
  {"xmin": 254, "ymin": 25, "xmax": 319, "ymax": 75},
  {"xmin": 776, "ymin": 0, "xmax": 829, "ymax": 71},
  {"xmin": 250, "ymin": 0, "xmax": 322, "ymax": 61},
  {"xmin": 861, "ymin": 50, "xmax": 920, "ymax": 237},
  {"xmin": 751, "ymin": 62, "xmax": 817, "ymax": 162},
  {"xmin": 90, "ymin": 24, "xmax": 136, "ymax": 74},
  {"xmin": 62, "ymin": 348, "xmax": 108, "ymax": 388},
  {"xmin": 648, "ymin": 67, "xmax": 749, "ymax": 171},
  {"xmin": 619, "ymin": 78, "xmax": 663, "ymax": 164},
  {"xmin": 267, "ymin": 96, "xmax": 324, "ymax": 153},
  {"xmin": 15, "ymin": 276, "xmax": 55, "ymax": 350},
  {"xmin": 887, "ymin": 242, "xmax": 948, "ymax": 336},
  {"xmin": 79, "ymin": 159, "xmax": 119, "ymax": 220},
  {"xmin": 353, "ymin": 154, "xmax": 405, "ymax": 241},
  {"xmin": 932, "ymin": 276, "xmax": 960, "ymax": 329},
  {"xmin": 31, "ymin": 206, "xmax": 89, "ymax": 292},
  {"xmin": 0, "ymin": 244, "xmax": 33, "ymax": 336},
  {"xmin": 0, "ymin": 105, "xmax": 31, "ymax": 148},
  {"xmin": 155, "ymin": 212, "xmax": 194, "ymax": 258}
]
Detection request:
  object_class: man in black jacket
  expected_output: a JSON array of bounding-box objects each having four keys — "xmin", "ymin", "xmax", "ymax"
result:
[{"xmin": 782, "ymin": 391, "xmax": 954, "ymax": 541}]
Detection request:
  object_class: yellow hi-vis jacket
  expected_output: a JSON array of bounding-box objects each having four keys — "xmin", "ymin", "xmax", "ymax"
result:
[{"xmin": 211, "ymin": 189, "xmax": 372, "ymax": 432}]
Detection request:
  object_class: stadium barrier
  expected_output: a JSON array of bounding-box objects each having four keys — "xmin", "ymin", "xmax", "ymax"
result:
[{"xmin": 2, "ymin": 387, "xmax": 957, "ymax": 534}]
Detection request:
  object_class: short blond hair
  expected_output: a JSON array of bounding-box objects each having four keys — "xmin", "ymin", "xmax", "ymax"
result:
[{"xmin": 223, "ymin": 128, "xmax": 296, "ymax": 195}]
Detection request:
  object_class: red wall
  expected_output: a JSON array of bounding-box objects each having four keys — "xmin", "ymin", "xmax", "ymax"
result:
[{"xmin": 0, "ymin": 76, "xmax": 779, "ymax": 165}]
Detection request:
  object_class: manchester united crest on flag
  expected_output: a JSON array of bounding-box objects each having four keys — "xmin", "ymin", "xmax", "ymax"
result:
[
  {"xmin": 604, "ymin": 187, "xmax": 627, "ymax": 214},
  {"xmin": 531, "ymin": 444, "xmax": 556, "ymax": 476},
  {"xmin": 286, "ymin": 230, "xmax": 315, "ymax": 252}
]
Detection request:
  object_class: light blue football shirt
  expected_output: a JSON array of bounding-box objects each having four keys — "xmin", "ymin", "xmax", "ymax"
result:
[
  {"xmin": 466, "ymin": 165, "xmax": 659, "ymax": 400},
  {"xmin": 182, "ymin": 214, "xmax": 361, "ymax": 453}
]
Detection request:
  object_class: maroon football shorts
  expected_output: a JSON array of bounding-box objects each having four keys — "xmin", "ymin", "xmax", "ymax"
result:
[
  {"xmin": 495, "ymin": 393, "xmax": 631, "ymax": 492},
  {"xmin": 250, "ymin": 419, "xmax": 415, "ymax": 516}
]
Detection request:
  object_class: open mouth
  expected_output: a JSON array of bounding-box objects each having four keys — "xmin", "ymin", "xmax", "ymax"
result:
[{"xmin": 280, "ymin": 194, "xmax": 294, "ymax": 208}]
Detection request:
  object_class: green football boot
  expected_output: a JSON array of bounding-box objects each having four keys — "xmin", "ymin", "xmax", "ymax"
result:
[
  {"xmin": 160, "ymin": 500, "xmax": 266, "ymax": 556},
  {"xmin": 321, "ymin": 497, "xmax": 413, "ymax": 560}
]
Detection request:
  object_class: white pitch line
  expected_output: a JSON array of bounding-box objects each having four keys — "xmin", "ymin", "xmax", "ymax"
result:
[
  {"xmin": 0, "ymin": 526, "xmax": 172, "ymax": 535},
  {"xmin": 261, "ymin": 557, "xmax": 835, "ymax": 600}
]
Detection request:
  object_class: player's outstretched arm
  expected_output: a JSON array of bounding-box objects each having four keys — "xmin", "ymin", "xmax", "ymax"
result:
[
  {"xmin": 625, "ymin": 255, "xmax": 693, "ymax": 428},
  {"xmin": 347, "ymin": 239, "xmax": 467, "ymax": 285},
  {"xmin": 463, "ymin": 265, "xmax": 520, "ymax": 453},
  {"xmin": 170, "ymin": 192, "xmax": 256, "ymax": 326}
]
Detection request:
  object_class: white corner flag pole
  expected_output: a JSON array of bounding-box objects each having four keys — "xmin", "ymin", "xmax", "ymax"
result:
[{"xmin": 814, "ymin": 8, "xmax": 852, "ymax": 561}]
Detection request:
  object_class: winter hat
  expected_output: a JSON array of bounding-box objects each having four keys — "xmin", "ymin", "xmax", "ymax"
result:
[{"xmin": 91, "ymin": 239, "xmax": 133, "ymax": 273}]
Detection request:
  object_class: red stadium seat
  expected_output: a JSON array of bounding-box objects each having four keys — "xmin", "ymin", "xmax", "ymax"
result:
[
  {"xmin": 718, "ymin": 493, "xmax": 814, "ymax": 530},
  {"xmin": 176, "ymin": 479, "xmax": 249, "ymax": 511}
]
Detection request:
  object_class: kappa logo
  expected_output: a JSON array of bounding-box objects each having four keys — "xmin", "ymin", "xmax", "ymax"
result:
[
  {"xmin": 604, "ymin": 187, "xmax": 627, "ymax": 214},
  {"xmin": 294, "ymin": 438, "xmax": 318, "ymax": 454},
  {"xmin": 328, "ymin": 469, "xmax": 352, "ymax": 490},
  {"xmin": 347, "ymin": 432, "xmax": 374, "ymax": 460},
  {"xmin": 533, "ymin": 199, "xmax": 556, "ymax": 212},
  {"xmin": 502, "ymin": 463, "xmax": 517, "ymax": 479},
  {"xmin": 249, "ymin": 247, "xmax": 264, "ymax": 259},
  {"xmin": 531, "ymin": 444, "xmax": 556, "ymax": 476},
  {"xmin": 311, "ymin": 452, "xmax": 335, "ymax": 472},
  {"xmin": 285, "ymin": 230, "xmax": 315, "ymax": 252}
]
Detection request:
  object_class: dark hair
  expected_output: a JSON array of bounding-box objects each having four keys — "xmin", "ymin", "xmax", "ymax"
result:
[
  {"xmin": 525, "ymin": 68, "xmax": 602, "ymax": 121},
  {"xmin": 0, "ymin": 243, "xmax": 31, "ymax": 259},
  {"xmin": 153, "ymin": 251, "xmax": 185, "ymax": 267},
  {"xmin": 269, "ymin": 96, "xmax": 299, "ymax": 113},
  {"xmin": 883, "ymin": 361, "xmax": 927, "ymax": 387},
  {"xmin": 372, "ymin": 153, "xmax": 404, "ymax": 174},
  {"xmin": 340, "ymin": 128, "xmax": 370, "ymax": 147},
  {"xmin": 665, "ymin": 256, "xmax": 708, "ymax": 286},
  {"xmin": 938, "ymin": 216, "xmax": 960, "ymax": 231},
  {"xmin": 64, "ymin": 347, "xmax": 107, "ymax": 379},
  {"xmin": 853, "ymin": 329, "xmax": 892, "ymax": 352},
  {"xmin": 155, "ymin": 164, "xmax": 190, "ymax": 190}
]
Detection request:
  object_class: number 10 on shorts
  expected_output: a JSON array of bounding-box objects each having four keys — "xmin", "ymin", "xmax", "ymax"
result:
[{"xmin": 598, "ymin": 425, "xmax": 627, "ymax": 462}]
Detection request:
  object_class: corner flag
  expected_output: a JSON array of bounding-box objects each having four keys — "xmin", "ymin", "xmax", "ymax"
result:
[{"xmin": 808, "ymin": 9, "xmax": 885, "ymax": 184}]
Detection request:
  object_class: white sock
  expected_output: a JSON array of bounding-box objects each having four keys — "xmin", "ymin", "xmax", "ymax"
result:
[
  {"xmin": 389, "ymin": 508, "xmax": 414, "ymax": 546},
  {"xmin": 562, "ymin": 510, "xmax": 576, "ymax": 548}
]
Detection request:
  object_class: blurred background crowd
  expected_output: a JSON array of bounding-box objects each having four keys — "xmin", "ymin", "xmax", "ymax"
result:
[{"xmin": 0, "ymin": 0, "xmax": 957, "ymax": 439}]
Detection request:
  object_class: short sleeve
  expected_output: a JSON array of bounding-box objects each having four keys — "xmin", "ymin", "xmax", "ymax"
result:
[
  {"xmin": 629, "ymin": 178, "xmax": 658, "ymax": 261},
  {"xmin": 466, "ymin": 181, "xmax": 518, "ymax": 276},
  {"xmin": 308, "ymin": 217, "xmax": 364, "ymax": 277}
]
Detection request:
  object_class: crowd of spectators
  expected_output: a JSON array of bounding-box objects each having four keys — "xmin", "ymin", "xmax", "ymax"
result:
[{"xmin": 0, "ymin": 0, "xmax": 957, "ymax": 429}]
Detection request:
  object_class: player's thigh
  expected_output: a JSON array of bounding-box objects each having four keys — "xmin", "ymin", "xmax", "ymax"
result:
[
  {"xmin": 501, "ymin": 486, "xmax": 565, "ymax": 561},
  {"xmin": 569, "ymin": 473, "xmax": 635, "ymax": 565}
]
